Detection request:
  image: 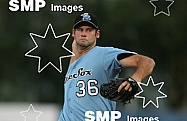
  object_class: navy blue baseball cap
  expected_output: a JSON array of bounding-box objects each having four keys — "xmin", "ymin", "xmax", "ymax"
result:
[{"xmin": 73, "ymin": 13, "xmax": 99, "ymax": 29}]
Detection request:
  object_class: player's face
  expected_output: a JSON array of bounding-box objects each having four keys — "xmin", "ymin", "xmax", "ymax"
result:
[{"xmin": 72, "ymin": 25, "xmax": 100, "ymax": 48}]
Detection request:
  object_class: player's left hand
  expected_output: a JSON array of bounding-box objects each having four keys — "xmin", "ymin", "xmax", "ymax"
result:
[
  {"xmin": 100, "ymin": 77, "xmax": 140, "ymax": 104},
  {"xmin": 118, "ymin": 80, "xmax": 133, "ymax": 92}
]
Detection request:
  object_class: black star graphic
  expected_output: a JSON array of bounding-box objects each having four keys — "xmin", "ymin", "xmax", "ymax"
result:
[
  {"xmin": 25, "ymin": 23, "xmax": 75, "ymax": 73},
  {"xmin": 135, "ymin": 76, "xmax": 167, "ymax": 108},
  {"xmin": 150, "ymin": 0, "xmax": 174, "ymax": 16}
]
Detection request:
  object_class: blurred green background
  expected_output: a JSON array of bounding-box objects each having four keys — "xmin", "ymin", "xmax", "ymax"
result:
[{"xmin": 0, "ymin": 0, "xmax": 187, "ymax": 120}]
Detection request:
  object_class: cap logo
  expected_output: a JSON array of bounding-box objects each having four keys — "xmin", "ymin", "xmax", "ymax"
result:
[{"xmin": 81, "ymin": 13, "xmax": 91, "ymax": 21}]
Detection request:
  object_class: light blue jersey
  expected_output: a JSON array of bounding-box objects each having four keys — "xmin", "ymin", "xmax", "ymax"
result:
[{"xmin": 58, "ymin": 46, "xmax": 136, "ymax": 121}]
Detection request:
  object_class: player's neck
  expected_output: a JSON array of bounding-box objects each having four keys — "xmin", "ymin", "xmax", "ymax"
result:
[
  {"xmin": 69, "ymin": 44, "xmax": 95, "ymax": 66},
  {"xmin": 77, "ymin": 45, "xmax": 95, "ymax": 55}
]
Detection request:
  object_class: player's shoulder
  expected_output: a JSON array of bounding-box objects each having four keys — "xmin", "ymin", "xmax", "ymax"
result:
[
  {"xmin": 95, "ymin": 46, "xmax": 137, "ymax": 55},
  {"xmin": 95, "ymin": 46, "xmax": 117, "ymax": 50},
  {"xmin": 95, "ymin": 46, "xmax": 124, "ymax": 52},
  {"xmin": 94, "ymin": 46, "xmax": 118, "ymax": 54}
]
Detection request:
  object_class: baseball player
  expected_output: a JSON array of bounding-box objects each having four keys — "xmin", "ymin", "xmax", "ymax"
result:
[{"xmin": 58, "ymin": 13, "xmax": 155, "ymax": 121}]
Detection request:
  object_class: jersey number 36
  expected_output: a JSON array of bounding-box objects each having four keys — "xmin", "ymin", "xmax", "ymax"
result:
[{"xmin": 76, "ymin": 79, "xmax": 99, "ymax": 97}]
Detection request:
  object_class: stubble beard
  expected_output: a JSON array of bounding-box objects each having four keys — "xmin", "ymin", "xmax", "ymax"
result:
[{"xmin": 76, "ymin": 39, "xmax": 95, "ymax": 49}]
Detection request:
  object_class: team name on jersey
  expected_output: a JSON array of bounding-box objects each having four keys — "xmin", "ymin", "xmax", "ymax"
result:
[{"xmin": 65, "ymin": 67, "xmax": 92, "ymax": 83}]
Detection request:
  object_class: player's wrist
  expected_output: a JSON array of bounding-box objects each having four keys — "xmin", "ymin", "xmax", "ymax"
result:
[
  {"xmin": 129, "ymin": 76, "xmax": 141, "ymax": 82},
  {"xmin": 128, "ymin": 77, "xmax": 136, "ymax": 82}
]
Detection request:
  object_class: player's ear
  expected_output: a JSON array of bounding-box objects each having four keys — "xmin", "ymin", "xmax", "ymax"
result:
[
  {"xmin": 72, "ymin": 29, "xmax": 75, "ymax": 38},
  {"xmin": 96, "ymin": 29, "xmax": 100, "ymax": 39}
]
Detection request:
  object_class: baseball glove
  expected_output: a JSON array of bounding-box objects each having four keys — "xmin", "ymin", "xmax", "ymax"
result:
[{"xmin": 100, "ymin": 77, "xmax": 139, "ymax": 104}]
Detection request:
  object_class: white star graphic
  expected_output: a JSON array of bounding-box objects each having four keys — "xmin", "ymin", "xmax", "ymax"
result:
[
  {"xmin": 135, "ymin": 76, "xmax": 167, "ymax": 108},
  {"xmin": 20, "ymin": 104, "xmax": 42, "ymax": 121},
  {"xmin": 25, "ymin": 23, "xmax": 75, "ymax": 73},
  {"xmin": 149, "ymin": 0, "xmax": 174, "ymax": 16}
]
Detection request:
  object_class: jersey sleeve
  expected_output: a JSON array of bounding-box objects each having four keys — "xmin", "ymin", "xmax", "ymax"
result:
[{"xmin": 103, "ymin": 47, "xmax": 136, "ymax": 79}]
